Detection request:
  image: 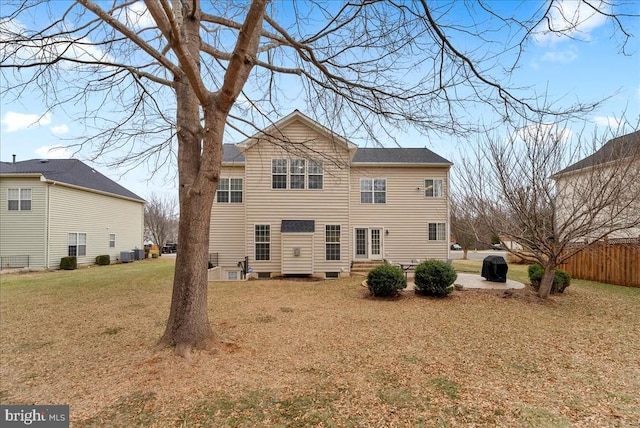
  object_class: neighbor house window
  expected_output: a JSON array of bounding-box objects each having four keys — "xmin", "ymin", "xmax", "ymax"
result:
[
  {"xmin": 7, "ymin": 188, "xmax": 31, "ymax": 211},
  {"xmin": 272, "ymin": 159, "xmax": 287, "ymax": 189},
  {"xmin": 68, "ymin": 232, "xmax": 87, "ymax": 256},
  {"xmin": 360, "ymin": 178, "xmax": 386, "ymax": 204},
  {"xmin": 255, "ymin": 225, "xmax": 270, "ymax": 261},
  {"xmin": 217, "ymin": 178, "xmax": 243, "ymax": 203},
  {"xmin": 271, "ymin": 159, "xmax": 323, "ymax": 190},
  {"xmin": 325, "ymin": 225, "xmax": 341, "ymax": 261},
  {"xmin": 109, "ymin": 233, "xmax": 116, "ymax": 248},
  {"xmin": 425, "ymin": 179, "xmax": 443, "ymax": 198},
  {"xmin": 428, "ymin": 223, "xmax": 446, "ymax": 241}
]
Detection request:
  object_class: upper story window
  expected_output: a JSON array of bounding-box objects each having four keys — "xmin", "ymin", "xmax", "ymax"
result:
[
  {"xmin": 425, "ymin": 179, "xmax": 443, "ymax": 198},
  {"xmin": 272, "ymin": 159, "xmax": 324, "ymax": 190},
  {"xmin": 7, "ymin": 188, "xmax": 31, "ymax": 211},
  {"xmin": 217, "ymin": 178, "xmax": 243, "ymax": 203},
  {"xmin": 360, "ymin": 178, "xmax": 386, "ymax": 204}
]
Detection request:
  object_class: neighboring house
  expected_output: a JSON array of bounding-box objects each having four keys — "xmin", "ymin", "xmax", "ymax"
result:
[
  {"xmin": 553, "ymin": 130, "xmax": 640, "ymax": 241},
  {"xmin": 0, "ymin": 158, "xmax": 145, "ymax": 270},
  {"xmin": 208, "ymin": 111, "xmax": 453, "ymax": 280}
]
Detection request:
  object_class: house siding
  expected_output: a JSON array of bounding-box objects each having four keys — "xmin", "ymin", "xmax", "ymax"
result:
[
  {"xmin": 349, "ymin": 166, "xmax": 450, "ymax": 262},
  {"xmin": 0, "ymin": 177, "xmax": 47, "ymax": 268},
  {"xmin": 47, "ymin": 184, "xmax": 144, "ymax": 268},
  {"xmin": 242, "ymin": 119, "xmax": 352, "ymax": 276},
  {"xmin": 209, "ymin": 165, "xmax": 246, "ymax": 267}
]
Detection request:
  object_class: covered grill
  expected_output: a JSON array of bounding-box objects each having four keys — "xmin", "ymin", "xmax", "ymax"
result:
[{"xmin": 481, "ymin": 255, "xmax": 508, "ymax": 282}]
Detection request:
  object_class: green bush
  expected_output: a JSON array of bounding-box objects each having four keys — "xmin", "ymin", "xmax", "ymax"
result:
[
  {"xmin": 95, "ymin": 255, "xmax": 111, "ymax": 266},
  {"xmin": 414, "ymin": 259, "xmax": 457, "ymax": 297},
  {"xmin": 366, "ymin": 264, "xmax": 407, "ymax": 297},
  {"xmin": 60, "ymin": 256, "xmax": 77, "ymax": 270},
  {"xmin": 528, "ymin": 264, "xmax": 571, "ymax": 294},
  {"xmin": 151, "ymin": 253, "xmax": 159, "ymax": 259}
]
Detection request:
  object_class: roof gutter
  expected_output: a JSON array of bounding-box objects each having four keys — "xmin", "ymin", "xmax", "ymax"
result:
[{"xmin": 39, "ymin": 176, "xmax": 146, "ymax": 204}]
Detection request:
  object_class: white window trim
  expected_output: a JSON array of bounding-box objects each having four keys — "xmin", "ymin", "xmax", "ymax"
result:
[
  {"xmin": 7, "ymin": 188, "xmax": 32, "ymax": 211},
  {"xmin": 254, "ymin": 224, "xmax": 271, "ymax": 261},
  {"xmin": 360, "ymin": 178, "xmax": 387, "ymax": 204},
  {"xmin": 424, "ymin": 179, "xmax": 444, "ymax": 198},
  {"xmin": 271, "ymin": 158, "xmax": 324, "ymax": 190},
  {"xmin": 325, "ymin": 224, "xmax": 341, "ymax": 261},
  {"xmin": 428, "ymin": 223, "xmax": 447, "ymax": 241},
  {"xmin": 68, "ymin": 232, "xmax": 87, "ymax": 256},
  {"xmin": 109, "ymin": 233, "xmax": 116, "ymax": 248},
  {"xmin": 216, "ymin": 177, "xmax": 244, "ymax": 203}
]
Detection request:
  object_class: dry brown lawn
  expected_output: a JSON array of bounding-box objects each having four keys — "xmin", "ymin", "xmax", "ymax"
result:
[{"xmin": 1, "ymin": 258, "xmax": 639, "ymax": 427}]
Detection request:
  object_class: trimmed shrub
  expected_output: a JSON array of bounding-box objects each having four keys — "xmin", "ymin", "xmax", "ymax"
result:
[
  {"xmin": 95, "ymin": 255, "xmax": 110, "ymax": 266},
  {"xmin": 60, "ymin": 256, "xmax": 77, "ymax": 270},
  {"xmin": 414, "ymin": 259, "xmax": 457, "ymax": 297},
  {"xmin": 151, "ymin": 252, "xmax": 159, "ymax": 259},
  {"xmin": 366, "ymin": 264, "xmax": 407, "ymax": 297},
  {"xmin": 528, "ymin": 264, "xmax": 571, "ymax": 294}
]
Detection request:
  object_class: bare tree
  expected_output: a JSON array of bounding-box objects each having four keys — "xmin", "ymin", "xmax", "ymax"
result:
[
  {"xmin": 1, "ymin": 1, "xmax": 635, "ymax": 355},
  {"xmin": 450, "ymin": 193, "xmax": 485, "ymax": 259},
  {"xmin": 457, "ymin": 121, "xmax": 640, "ymax": 298},
  {"xmin": 144, "ymin": 193, "xmax": 178, "ymax": 252}
]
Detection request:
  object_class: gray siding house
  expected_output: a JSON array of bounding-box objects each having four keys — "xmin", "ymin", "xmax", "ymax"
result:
[
  {"xmin": 0, "ymin": 159, "xmax": 145, "ymax": 270},
  {"xmin": 209, "ymin": 111, "xmax": 453, "ymax": 280}
]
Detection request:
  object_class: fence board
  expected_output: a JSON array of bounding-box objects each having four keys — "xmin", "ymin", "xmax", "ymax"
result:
[{"xmin": 560, "ymin": 240, "xmax": 640, "ymax": 288}]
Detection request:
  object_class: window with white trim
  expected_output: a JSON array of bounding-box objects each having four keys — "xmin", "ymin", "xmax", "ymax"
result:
[
  {"xmin": 428, "ymin": 223, "xmax": 446, "ymax": 241},
  {"xmin": 217, "ymin": 178, "xmax": 243, "ymax": 203},
  {"xmin": 425, "ymin": 179, "xmax": 443, "ymax": 198},
  {"xmin": 271, "ymin": 159, "xmax": 324, "ymax": 190},
  {"xmin": 255, "ymin": 225, "xmax": 270, "ymax": 261},
  {"xmin": 360, "ymin": 178, "xmax": 386, "ymax": 204},
  {"xmin": 68, "ymin": 232, "xmax": 87, "ymax": 256},
  {"xmin": 325, "ymin": 225, "xmax": 341, "ymax": 261},
  {"xmin": 7, "ymin": 188, "xmax": 31, "ymax": 211},
  {"xmin": 109, "ymin": 233, "xmax": 116, "ymax": 248}
]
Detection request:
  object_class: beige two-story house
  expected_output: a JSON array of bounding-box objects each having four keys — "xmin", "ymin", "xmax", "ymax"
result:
[
  {"xmin": 208, "ymin": 111, "xmax": 452, "ymax": 280},
  {"xmin": 0, "ymin": 158, "xmax": 145, "ymax": 270}
]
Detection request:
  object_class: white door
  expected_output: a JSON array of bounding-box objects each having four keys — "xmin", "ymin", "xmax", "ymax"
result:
[{"xmin": 355, "ymin": 228, "xmax": 383, "ymax": 260}]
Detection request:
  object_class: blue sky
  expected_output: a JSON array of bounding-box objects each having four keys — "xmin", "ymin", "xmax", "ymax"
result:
[{"xmin": 1, "ymin": 0, "xmax": 639, "ymax": 200}]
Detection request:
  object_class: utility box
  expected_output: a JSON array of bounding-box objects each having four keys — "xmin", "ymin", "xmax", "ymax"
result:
[
  {"xmin": 133, "ymin": 248, "xmax": 145, "ymax": 260},
  {"xmin": 120, "ymin": 251, "xmax": 134, "ymax": 263}
]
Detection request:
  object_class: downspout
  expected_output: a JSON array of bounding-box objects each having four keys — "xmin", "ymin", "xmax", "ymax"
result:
[
  {"xmin": 45, "ymin": 182, "xmax": 51, "ymax": 268},
  {"xmin": 447, "ymin": 167, "xmax": 451, "ymax": 262}
]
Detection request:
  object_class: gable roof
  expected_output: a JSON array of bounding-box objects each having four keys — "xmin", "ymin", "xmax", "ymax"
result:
[
  {"xmin": 223, "ymin": 143, "xmax": 245, "ymax": 164},
  {"xmin": 237, "ymin": 110, "xmax": 357, "ymax": 154},
  {"xmin": 0, "ymin": 159, "xmax": 145, "ymax": 202},
  {"xmin": 555, "ymin": 130, "xmax": 640, "ymax": 177},
  {"xmin": 352, "ymin": 147, "xmax": 452, "ymax": 165}
]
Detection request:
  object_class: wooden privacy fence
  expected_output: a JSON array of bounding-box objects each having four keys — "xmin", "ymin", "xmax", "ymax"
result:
[{"xmin": 559, "ymin": 239, "xmax": 640, "ymax": 288}]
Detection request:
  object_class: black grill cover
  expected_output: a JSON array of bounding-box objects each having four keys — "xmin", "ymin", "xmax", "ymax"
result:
[{"xmin": 481, "ymin": 255, "xmax": 508, "ymax": 282}]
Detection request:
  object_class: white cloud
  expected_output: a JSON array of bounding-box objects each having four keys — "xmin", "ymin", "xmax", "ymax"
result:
[
  {"xmin": 35, "ymin": 145, "xmax": 73, "ymax": 159},
  {"xmin": 50, "ymin": 124, "xmax": 70, "ymax": 135},
  {"xmin": 533, "ymin": 0, "xmax": 608, "ymax": 45},
  {"xmin": 593, "ymin": 116, "xmax": 623, "ymax": 129},
  {"xmin": 118, "ymin": 2, "xmax": 155, "ymax": 29},
  {"xmin": 1, "ymin": 111, "xmax": 52, "ymax": 132},
  {"xmin": 540, "ymin": 46, "xmax": 579, "ymax": 64}
]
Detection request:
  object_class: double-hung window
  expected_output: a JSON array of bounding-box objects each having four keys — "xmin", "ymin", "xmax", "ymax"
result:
[
  {"xmin": 290, "ymin": 159, "xmax": 305, "ymax": 189},
  {"xmin": 360, "ymin": 178, "xmax": 386, "ymax": 204},
  {"xmin": 109, "ymin": 233, "xmax": 116, "ymax": 248},
  {"xmin": 68, "ymin": 232, "xmax": 87, "ymax": 256},
  {"xmin": 272, "ymin": 159, "xmax": 288, "ymax": 189},
  {"xmin": 217, "ymin": 178, "xmax": 243, "ymax": 203},
  {"xmin": 425, "ymin": 179, "xmax": 443, "ymax": 198},
  {"xmin": 255, "ymin": 225, "xmax": 270, "ymax": 261},
  {"xmin": 325, "ymin": 225, "xmax": 341, "ymax": 261},
  {"xmin": 428, "ymin": 223, "xmax": 446, "ymax": 241},
  {"xmin": 7, "ymin": 188, "xmax": 31, "ymax": 211},
  {"xmin": 308, "ymin": 161, "xmax": 323, "ymax": 189}
]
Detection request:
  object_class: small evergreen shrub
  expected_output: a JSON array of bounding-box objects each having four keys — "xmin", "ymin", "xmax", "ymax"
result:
[
  {"xmin": 95, "ymin": 255, "xmax": 110, "ymax": 266},
  {"xmin": 528, "ymin": 264, "xmax": 571, "ymax": 294},
  {"xmin": 151, "ymin": 252, "xmax": 159, "ymax": 259},
  {"xmin": 366, "ymin": 264, "xmax": 407, "ymax": 297},
  {"xmin": 414, "ymin": 259, "xmax": 457, "ymax": 297},
  {"xmin": 60, "ymin": 256, "xmax": 77, "ymax": 270}
]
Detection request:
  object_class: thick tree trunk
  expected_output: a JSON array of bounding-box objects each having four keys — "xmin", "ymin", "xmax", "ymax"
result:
[{"xmin": 537, "ymin": 264, "xmax": 555, "ymax": 299}]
